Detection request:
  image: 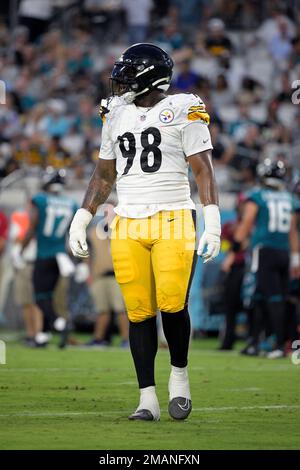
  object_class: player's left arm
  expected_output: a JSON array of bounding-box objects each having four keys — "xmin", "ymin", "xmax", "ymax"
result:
[
  {"xmin": 188, "ymin": 151, "xmax": 221, "ymax": 263},
  {"xmin": 69, "ymin": 158, "xmax": 117, "ymax": 258},
  {"xmin": 289, "ymin": 212, "xmax": 300, "ymax": 279}
]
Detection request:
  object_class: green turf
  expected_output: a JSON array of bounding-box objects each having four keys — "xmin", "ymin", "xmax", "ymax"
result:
[{"xmin": 0, "ymin": 335, "xmax": 299, "ymax": 450}]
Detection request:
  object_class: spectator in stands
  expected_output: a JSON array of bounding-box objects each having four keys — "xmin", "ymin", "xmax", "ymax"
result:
[
  {"xmin": 257, "ymin": 7, "xmax": 296, "ymax": 45},
  {"xmin": 236, "ymin": 157, "xmax": 258, "ymax": 191},
  {"xmin": 170, "ymin": 0, "xmax": 208, "ymax": 37},
  {"xmin": 231, "ymin": 125, "xmax": 261, "ymax": 171},
  {"xmin": 268, "ymin": 16, "xmax": 293, "ymax": 65},
  {"xmin": 47, "ymin": 137, "xmax": 72, "ymax": 169},
  {"xmin": 205, "ymin": 18, "xmax": 232, "ymax": 58},
  {"xmin": 228, "ymin": 102, "xmax": 257, "ymax": 141},
  {"xmin": 0, "ymin": 94, "xmax": 22, "ymax": 141},
  {"xmin": 83, "ymin": 0, "xmax": 123, "ymax": 42},
  {"xmin": 289, "ymin": 36, "xmax": 300, "ymax": 68},
  {"xmin": 123, "ymin": 0, "xmax": 153, "ymax": 44},
  {"xmin": 173, "ymin": 59, "xmax": 200, "ymax": 92},
  {"xmin": 210, "ymin": 122, "xmax": 234, "ymax": 166},
  {"xmin": 240, "ymin": 77, "xmax": 264, "ymax": 105},
  {"xmin": 18, "ymin": 0, "xmax": 54, "ymax": 43},
  {"xmin": 43, "ymin": 100, "xmax": 72, "ymax": 139},
  {"xmin": 155, "ymin": 21, "xmax": 184, "ymax": 51},
  {"xmin": 211, "ymin": 74, "xmax": 234, "ymax": 108}
]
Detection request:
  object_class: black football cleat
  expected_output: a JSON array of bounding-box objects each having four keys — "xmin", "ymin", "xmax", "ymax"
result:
[
  {"xmin": 128, "ymin": 409, "xmax": 155, "ymax": 421},
  {"xmin": 168, "ymin": 397, "xmax": 192, "ymax": 420}
]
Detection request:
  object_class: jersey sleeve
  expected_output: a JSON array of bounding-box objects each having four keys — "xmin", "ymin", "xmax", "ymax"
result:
[
  {"xmin": 176, "ymin": 94, "xmax": 213, "ymax": 157},
  {"xmin": 31, "ymin": 193, "xmax": 46, "ymax": 210},
  {"xmin": 181, "ymin": 121, "xmax": 213, "ymax": 157},
  {"xmin": 245, "ymin": 189, "xmax": 261, "ymax": 206},
  {"xmin": 98, "ymin": 120, "xmax": 116, "ymax": 160}
]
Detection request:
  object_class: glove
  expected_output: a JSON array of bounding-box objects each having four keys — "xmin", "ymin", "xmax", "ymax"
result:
[
  {"xmin": 197, "ymin": 204, "xmax": 221, "ymax": 264},
  {"xmin": 69, "ymin": 208, "xmax": 93, "ymax": 258},
  {"xmin": 11, "ymin": 244, "xmax": 26, "ymax": 270}
]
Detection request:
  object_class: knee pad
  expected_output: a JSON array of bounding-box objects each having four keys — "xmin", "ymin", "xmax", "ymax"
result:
[
  {"xmin": 157, "ymin": 280, "xmax": 185, "ymax": 313},
  {"xmin": 128, "ymin": 309, "xmax": 156, "ymax": 323}
]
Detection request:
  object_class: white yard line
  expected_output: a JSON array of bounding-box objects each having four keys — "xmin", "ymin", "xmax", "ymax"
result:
[
  {"xmin": 222, "ymin": 387, "xmax": 262, "ymax": 392},
  {"xmin": 0, "ymin": 405, "xmax": 299, "ymax": 418}
]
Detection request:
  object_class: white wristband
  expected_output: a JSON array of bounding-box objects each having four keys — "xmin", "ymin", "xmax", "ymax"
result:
[
  {"xmin": 291, "ymin": 252, "xmax": 300, "ymax": 268},
  {"xmin": 203, "ymin": 204, "xmax": 221, "ymax": 236},
  {"xmin": 70, "ymin": 208, "xmax": 93, "ymax": 233}
]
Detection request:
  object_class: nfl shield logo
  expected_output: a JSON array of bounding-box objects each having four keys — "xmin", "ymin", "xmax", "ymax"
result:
[{"xmin": 140, "ymin": 115, "xmax": 146, "ymax": 121}]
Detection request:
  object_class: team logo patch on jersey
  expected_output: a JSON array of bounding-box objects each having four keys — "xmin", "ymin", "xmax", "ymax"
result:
[{"xmin": 159, "ymin": 109, "xmax": 174, "ymax": 123}]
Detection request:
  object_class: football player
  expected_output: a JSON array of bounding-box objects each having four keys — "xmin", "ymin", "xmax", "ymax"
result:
[
  {"xmin": 18, "ymin": 168, "xmax": 78, "ymax": 345},
  {"xmin": 232, "ymin": 159, "xmax": 300, "ymax": 358},
  {"xmin": 69, "ymin": 44, "xmax": 221, "ymax": 420}
]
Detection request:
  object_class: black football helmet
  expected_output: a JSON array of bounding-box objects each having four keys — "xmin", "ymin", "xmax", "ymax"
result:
[
  {"xmin": 42, "ymin": 167, "xmax": 66, "ymax": 192},
  {"xmin": 257, "ymin": 159, "xmax": 287, "ymax": 188},
  {"xmin": 110, "ymin": 43, "xmax": 174, "ymax": 102}
]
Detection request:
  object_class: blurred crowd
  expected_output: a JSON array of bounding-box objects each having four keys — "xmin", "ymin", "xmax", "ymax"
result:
[
  {"xmin": 1, "ymin": 0, "xmax": 300, "ymax": 351},
  {"xmin": 0, "ymin": 0, "xmax": 300, "ymax": 191}
]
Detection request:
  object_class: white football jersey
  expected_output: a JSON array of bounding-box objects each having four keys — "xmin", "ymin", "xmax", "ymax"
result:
[{"xmin": 99, "ymin": 93, "xmax": 213, "ymax": 218}]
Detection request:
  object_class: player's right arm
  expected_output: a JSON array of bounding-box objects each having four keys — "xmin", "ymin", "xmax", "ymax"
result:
[
  {"xmin": 234, "ymin": 201, "xmax": 258, "ymax": 244},
  {"xmin": 69, "ymin": 159, "xmax": 116, "ymax": 258},
  {"xmin": 69, "ymin": 113, "xmax": 117, "ymax": 258},
  {"xmin": 82, "ymin": 159, "xmax": 117, "ymax": 217}
]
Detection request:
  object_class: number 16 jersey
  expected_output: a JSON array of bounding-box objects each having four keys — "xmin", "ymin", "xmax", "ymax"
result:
[{"xmin": 99, "ymin": 93, "xmax": 213, "ymax": 218}]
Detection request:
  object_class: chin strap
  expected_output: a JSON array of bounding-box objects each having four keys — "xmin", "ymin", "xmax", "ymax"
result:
[{"xmin": 123, "ymin": 80, "xmax": 171, "ymax": 104}]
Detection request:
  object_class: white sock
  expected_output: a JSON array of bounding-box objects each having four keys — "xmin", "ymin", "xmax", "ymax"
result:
[
  {"xmin": 137, "ymin": 386, "xmax": 160, "ymax": 420},
  {"xmin": 168, "ymin": 366, "xmax": 191, "ymax": 401}
]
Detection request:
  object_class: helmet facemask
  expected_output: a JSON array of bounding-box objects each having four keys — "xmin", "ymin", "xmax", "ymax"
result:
[
  {"xmin": 110, "ymin": 45, "xmax": 173, "ymax": 103},
  {"xmin": 110, "ymin": 63, "xmax": 138, "ymax": 96}
]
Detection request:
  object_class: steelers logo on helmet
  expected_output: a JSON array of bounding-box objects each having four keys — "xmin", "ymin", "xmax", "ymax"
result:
[{"xmin": 159, "ymin": 109, "xmax": 174, "ymax": 123}]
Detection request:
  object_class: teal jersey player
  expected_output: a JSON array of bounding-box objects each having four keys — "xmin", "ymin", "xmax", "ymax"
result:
[
  {"xmin": 32, "ymin": 191, "xmax": 77, "ymax": 259},
  {"xmin": 246, "ymin": 187, "xmax": 295, "ymax": 251}
]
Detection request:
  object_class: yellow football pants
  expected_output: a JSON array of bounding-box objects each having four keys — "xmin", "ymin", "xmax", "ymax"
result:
[{"xmin": 110, "ymin": 209, "xmax": 196, "ymax": 322}]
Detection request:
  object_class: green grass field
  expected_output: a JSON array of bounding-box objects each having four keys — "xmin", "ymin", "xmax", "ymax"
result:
[{"xmin": 0, "ymin": 334, "xmax": 299, "ymax": 450}]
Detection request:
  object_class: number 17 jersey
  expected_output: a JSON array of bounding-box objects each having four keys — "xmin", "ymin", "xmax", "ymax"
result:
[
  {"xmin": 99, "ymin": 93, "xmax": 213, "ymax": 218},
  {"xmin": 32, "ymin": 192, "xmax": 78, "ymax": 259}
]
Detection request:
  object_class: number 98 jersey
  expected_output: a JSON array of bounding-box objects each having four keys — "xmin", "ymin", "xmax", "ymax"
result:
[{"xmin": 99, "ymin": 93, "xmax": 213, "ymax": 218}]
